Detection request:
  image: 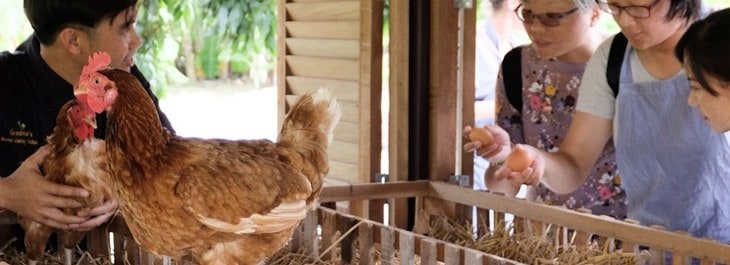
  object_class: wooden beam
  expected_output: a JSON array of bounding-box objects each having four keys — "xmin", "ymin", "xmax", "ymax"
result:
[{"xmin": 388, "ymin": 0, "xmax": 410, "ymax": 231}]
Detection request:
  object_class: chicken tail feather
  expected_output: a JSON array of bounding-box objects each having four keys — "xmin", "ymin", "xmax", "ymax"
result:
[{"xmin": 279, "ymin": 89, "xmax": 341, "ymax": 201}]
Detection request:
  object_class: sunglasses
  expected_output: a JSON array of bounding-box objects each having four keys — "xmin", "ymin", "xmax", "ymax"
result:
[{"xmin": 515, "ymin": 4, "xmax": 579, "ymax": 27}]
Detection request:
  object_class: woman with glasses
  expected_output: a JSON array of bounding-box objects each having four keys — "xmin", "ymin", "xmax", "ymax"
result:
[
  {"xmin": 464, "ymin": 0, "xmax": 627, "ymax": 220},
  {"xmin": 479, "ymin": 0, "xmax": 730, "ymax": 244}
]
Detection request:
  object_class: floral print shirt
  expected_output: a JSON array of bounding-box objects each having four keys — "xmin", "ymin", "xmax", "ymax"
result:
[{"xmin": 494, "ymin": 46, "xmax": 627, "ymax": 219}]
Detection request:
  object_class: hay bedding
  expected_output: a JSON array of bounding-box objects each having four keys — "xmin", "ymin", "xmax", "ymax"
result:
[{"xmin": 2, "ymin": 216, "xmax": 650, "ymax": 265}]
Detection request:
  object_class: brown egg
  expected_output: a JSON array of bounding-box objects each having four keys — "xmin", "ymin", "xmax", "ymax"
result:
[
  {"xmin": 505, "ymin": 145, "xmax": 533, "ymax": 172},
  {"xmin": 469, "ymin": 127, "xmax": 494, "ymax": 146}
]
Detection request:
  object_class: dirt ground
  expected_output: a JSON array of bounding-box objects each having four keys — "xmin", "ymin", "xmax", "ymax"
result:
[{"xmin": 160, "ymin": 80, "xmax": 278, "ymax": 141}]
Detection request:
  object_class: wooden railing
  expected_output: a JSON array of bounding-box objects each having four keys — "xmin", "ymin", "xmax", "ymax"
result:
[{"xmin": 3, "ymin": 181, "xmax": 730, "ymax": 264}]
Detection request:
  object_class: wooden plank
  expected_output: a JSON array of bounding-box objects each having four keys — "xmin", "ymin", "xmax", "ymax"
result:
[
  {"xmin": 428, "ymin": 0, "xmax": 476, "ymax": 184},
  {"xmin": 286, "ymin": 76, "xmax": 359, "ymax": 102},
  {"xmin": 286, "ymin": 38, "xmax": 359, "ymax": 59},
  {"xmin": 319, "ymin": 180, "xmax": 430, "ymax": 203},
  {"xmin": 286, "ymin": 21, "xmax": 360, "ymax": 39},
  {"xmin": 359, "ymin": 0, "xmax": 383, "ymax": 191},
  {"xmin": 464, "ymin": 248, "xmax": 483, "ymax": 265},
  {"xmin": 420, "ymin": 238, "xmax": 437, "ymax": 265},
  {"xmin": 286, "ymin": 1, "xmax": 359, "ymax": 21},
  {"xmin": 428, "ymin": 182, "xmax": 730, "ymax": 261},
  {"xmin": 359, "ymin": 222, "xmax": 375, "ymax": 265},
  {"xmin": 388, "ymin": 0, "xmax": 410, "ymax": 230},
  {"xmin": 286, "ymin": 56, "xmax": 359, "ymax": 81},
  {"xmin": 319, "ymin": 209, "xmax": 337, "ymax": 261},
  {"xmin": 327, "ymin": 139, "xmax": 358, "ymax": 164},
  {"xmin": 302, "ymin": 209, "xmax": 319, "ymax": 258},
  {"xmin": 444, "ymin": 244, "xmax": 461, "ymax": 265},
  {"xmin": 328, "ymin": 160, "xmax": 359, "ymax": 182},
  {"xmin": 276, "ymin": 0, "xmax": 288, "ymax": 131},
  {"xmin": 333, "ymin": 121, "xmax": 359, "ymax": 143},
  {"xmin": 399, "ymin": 232, "xmax": 415, "ymax": 265},
  {"xmin": 287, "ymin": 56, "xmax": 359, "ymax": 81},
  {"xmin": 380, "ymin": 226, "xmax": 395, "ymax": 265}
]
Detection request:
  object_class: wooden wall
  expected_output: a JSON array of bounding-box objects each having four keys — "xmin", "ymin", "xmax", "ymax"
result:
[{"xmin": 277, "ymin": 0, "xmax": 383, "ymax": 186}]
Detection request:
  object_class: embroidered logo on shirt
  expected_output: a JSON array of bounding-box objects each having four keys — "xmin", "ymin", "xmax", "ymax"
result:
[{"xmin": 0, "ymin": 121, "xmax": 39, "ymax": 146}]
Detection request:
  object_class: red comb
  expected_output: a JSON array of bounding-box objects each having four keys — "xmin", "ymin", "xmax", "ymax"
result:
[{"xmin": 81, "ymin": 52, "xmax": 111, "ymax": 77}]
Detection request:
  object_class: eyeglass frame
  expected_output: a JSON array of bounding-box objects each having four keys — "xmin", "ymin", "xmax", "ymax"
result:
[
  {"xmin": 514, "ymin": 4, "xmax": 580, "ymax": 27},
  {"xmin": 596, "ymin": 0, "xmax": 662, "ymax": 18}
]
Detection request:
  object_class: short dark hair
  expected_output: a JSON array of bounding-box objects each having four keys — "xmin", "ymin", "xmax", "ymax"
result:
[
  {"xmin": 664, "ymin": 0, "xmax": 701, "ymax": 22},
  {"xmin": 24, "ymin": 0, "xmax": 138, "ymax": 45},
  {"xmin": 675, "ymin": 8, "xmax": 730, "ymax": 96}
]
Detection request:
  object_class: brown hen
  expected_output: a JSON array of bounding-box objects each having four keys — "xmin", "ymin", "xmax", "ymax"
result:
[
  {"xmin": 74, "ymin": 61, "xmax": 340, "ymax": 264},
  {"xmin": 18, "ymin": 99, "xmax": 112, "ymax": 265}
]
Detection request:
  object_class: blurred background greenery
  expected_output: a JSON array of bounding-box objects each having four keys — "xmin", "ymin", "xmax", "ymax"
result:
[{"xmin": 0, "ymin": 0, "xmax": 276, "ymax": 98}]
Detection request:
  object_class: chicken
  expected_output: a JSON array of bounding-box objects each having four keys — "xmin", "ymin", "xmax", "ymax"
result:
[
  {"xmin": 73, "ymin": 53, "xmax": 340, "ymax": 265},
  {"xmin": 18, "ymin": 99, "xmax": 112, "ymax": 265}
]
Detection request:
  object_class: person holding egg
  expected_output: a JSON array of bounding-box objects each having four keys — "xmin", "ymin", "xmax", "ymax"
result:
[
  {"xmin": 471, "ymin": 0, "xmax": 730, "ymax": 243},
  {"xmin": 464, "ymin": 0, "xmax": 627, "ymax": 220}
]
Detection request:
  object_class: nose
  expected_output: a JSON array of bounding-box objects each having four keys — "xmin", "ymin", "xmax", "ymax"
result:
[
  {"xmin": 129, "ymin": 27, "xmax": 142, "ymax": 50},
  {"xmin": 526, "ymin": 20, "xmax": 547, "ymax": 33},
  {"xmin": 613, "ymin": 11, "xmax": 635, "ymax": 28}
]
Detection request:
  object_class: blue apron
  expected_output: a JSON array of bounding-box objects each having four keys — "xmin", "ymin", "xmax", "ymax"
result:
[{"xmin": 615, "ymin": 48, "xmax": 730, "ymax": 243}]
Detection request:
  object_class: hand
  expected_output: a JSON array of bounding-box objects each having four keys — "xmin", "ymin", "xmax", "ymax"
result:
[
  {"xmin": 463, "ymin": 124, "xmax": 512, "ymax": 162},
  {"xmin": 0, "ymin": 147, "xmax": 92, "ymax": 229},
  {"xmin": 72, "ymin": 198, "xmax": 118, "ymax": 231},
  {"xmin": 493, "ymin": 144, "xmax": 545, "ymax": 187}
]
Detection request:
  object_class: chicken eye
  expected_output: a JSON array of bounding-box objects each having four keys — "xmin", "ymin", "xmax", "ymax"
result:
[{"xmin": 93, "ymin": 77, "xmax": 101, "ymax": 85}]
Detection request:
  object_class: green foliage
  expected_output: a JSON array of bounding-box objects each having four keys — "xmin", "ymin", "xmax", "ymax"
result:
[{"xmin": 136, "ymin": 0, "xmax": 278, "ymax": 93}]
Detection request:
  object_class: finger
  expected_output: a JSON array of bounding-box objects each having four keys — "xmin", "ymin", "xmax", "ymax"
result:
[
  {"xmin": 41, "ymin": 209, "xmax": 90, "ymax": 228},
  {"xmin": 47, "ymin": 182, "xmax": 89, "ymax": 198},
  {"xmin": 87, "ymin": 199, "xmax": 118, "ymax": 216},
  {"xmin": 42, "ymin": 196, "xmax": 85, "ymax": 209},
  {"xmin": 493, "ymin": 166, "xmax": 511, "ymax": 181},
  {"xmin": 75, "ymin": 210, "xmax": 115, "ymax": 230}
]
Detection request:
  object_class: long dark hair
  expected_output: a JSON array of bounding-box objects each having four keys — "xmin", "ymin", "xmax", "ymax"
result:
[{"xmin": 675, "ymin": 8, "xmax": 730, "ymax": 96}]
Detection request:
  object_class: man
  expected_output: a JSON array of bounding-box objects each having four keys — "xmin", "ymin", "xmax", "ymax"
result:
[{"xmin": 0, "ymin": 0, "xmax": 173, "ymax": 246}]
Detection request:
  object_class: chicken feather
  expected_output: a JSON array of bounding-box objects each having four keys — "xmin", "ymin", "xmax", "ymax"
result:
[{"xmin": 74, "ymin": 60, "xmax": 340, "ymax": 265}]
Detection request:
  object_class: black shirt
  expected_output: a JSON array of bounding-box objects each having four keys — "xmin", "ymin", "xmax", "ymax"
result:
[{"xmin": 0, "ymin": 35, "xmax": 174, "ymax": 177}]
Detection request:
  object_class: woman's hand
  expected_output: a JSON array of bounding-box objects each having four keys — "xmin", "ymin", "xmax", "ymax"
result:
[
  {"xmin": 463, "ymin": 124, "xmax": 513, "ymax": 162},
  {"xmin": 493, "ymin": 144, "xmax": 545, "ymax": 187}
]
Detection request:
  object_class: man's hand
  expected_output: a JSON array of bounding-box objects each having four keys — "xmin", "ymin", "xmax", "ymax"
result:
[{"xmin": 0, "ymin": 147, "xmax": 93, "ymax": 229}]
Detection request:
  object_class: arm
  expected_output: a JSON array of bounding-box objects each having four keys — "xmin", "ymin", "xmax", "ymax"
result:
[{"xmin": 538, "ymin": 111, "xmax": 613, "ymax": 193}]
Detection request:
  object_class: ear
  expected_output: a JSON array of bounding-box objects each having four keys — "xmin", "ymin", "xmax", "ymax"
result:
[{"xmin": 57, "ymin": 28, "xmax": 88, "ymax": 55}]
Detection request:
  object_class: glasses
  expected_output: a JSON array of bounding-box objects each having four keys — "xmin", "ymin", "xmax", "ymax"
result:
[
  {"xmin": 514, "ymin": 4, "xmax": 579, "ymax": 27},
  {"xmin": 597, "ymin": 0, "xmax": 661, "ymax": 18}
]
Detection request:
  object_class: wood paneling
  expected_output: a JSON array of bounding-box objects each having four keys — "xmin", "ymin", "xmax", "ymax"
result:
[
  {"xmin": 286, "ymin": 38, "xmax": 359, "ymax": 59},
  {"xmin": 286, "ymin": 21, "xmax": 360, "ymax": 39},
  {"xmin": 287, "ymin": 56, "xmax": 359, "ymax": 81},
  {"xmin": 286, "ymin": 76, "xmax": 359, "ymax": 102},
  {"xmin": 278, "ymin": 0, "xmax": 383, "ymax": 200},
  {"xmin": 286, "ymin": 1, "xmax": 359, "ymax": 21}
]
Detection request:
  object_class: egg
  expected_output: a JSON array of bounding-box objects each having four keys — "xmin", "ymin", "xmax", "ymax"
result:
[
  {"xmin": 469, "ymin": 127, "xmax": 494, "ymax": 146},
  {"xmin": 505, "ymin": 145, "xmax": 533, "ymax": 172}
]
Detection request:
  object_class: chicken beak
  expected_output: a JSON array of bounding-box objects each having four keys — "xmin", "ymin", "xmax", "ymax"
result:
[
  {"xmin": 86, "ymin": 116, "xmax": 98, "ymax": 129},
  {"xmin": 74, "ymin": 84, "xmax": 88, "ymax": 97}
]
